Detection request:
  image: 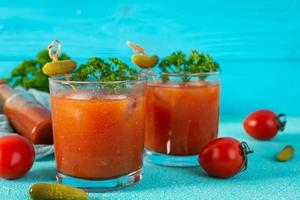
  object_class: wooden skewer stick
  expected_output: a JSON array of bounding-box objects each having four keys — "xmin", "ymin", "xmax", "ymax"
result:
[
  {"xmin": 48, "ymin": 40, "xmax": 61, "ymax": 62},
  {"xmin": 64, "ymin": 74, "xmax": 77, "ymax": 91},
  {"xmin": 126, "ymin": 41, "xmax": 147, "ymax": 55}
]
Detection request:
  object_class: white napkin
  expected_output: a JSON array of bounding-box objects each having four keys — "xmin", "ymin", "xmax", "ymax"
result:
[
  {"xmin": 0, "ymin": 87, "xmax": 54, "ymax": 160},
  {"xmin": 0, "ymin": 115, "xmax": 13, "ymax": 134}
]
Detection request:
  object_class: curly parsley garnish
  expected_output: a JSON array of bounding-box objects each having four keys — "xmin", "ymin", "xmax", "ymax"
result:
[
  {"xmin": 4, "ymin": 48, "xmax": 218, "ymax": 92},
  {"xmin": 70, "ymin": 57, "xmax": 138, "ymax": 82},
  {"xmin": 158, "ymin": 50, "xmax": 219, "ymax": 81}
]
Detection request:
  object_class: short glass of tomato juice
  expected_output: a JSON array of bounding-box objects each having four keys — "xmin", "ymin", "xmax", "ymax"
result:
[
  {"xmin": 49, "ymin": 75, "xmax": 146, "ymax": 192},
  {"xmin": 145, "ymin": 72, "xmax": 220, "ymax": 167}
]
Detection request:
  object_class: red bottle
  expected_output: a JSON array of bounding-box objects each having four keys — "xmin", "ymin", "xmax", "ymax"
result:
[{"xmin": 0, "ymin": 83, "xmax": 53, "ymax": 144}]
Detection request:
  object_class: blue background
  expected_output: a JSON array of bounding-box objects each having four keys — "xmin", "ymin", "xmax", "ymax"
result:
[{"xmin": 0, "ymin": 0, "xmax": 299, "ymax": 115}]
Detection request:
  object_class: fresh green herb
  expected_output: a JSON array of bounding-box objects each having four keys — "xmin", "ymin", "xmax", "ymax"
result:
[
  {"xmin": 71, "ymin": 57, "xmax": 138, "ymax": 82},
  {"xmin": 158, "ymin": 50, "xmax": 219, "ymax": 81},
  {"xmin": 5, "ymin": 49, "xmax": 217, "ymax": 91},
  {"xmin": 5, "ymin": 50, "xmax": 70, "ymax": 92}
]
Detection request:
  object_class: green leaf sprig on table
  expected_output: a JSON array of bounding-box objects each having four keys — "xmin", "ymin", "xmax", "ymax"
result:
[
  {"xmin": 70, "ymin": 57, "xmax": 138, "ymax": 82},
  {"xmin": 5, "ymin": 50, "xmax": 70, "ymax": 92},
  {"xmin": 158, "ymin": 50, "xmax": 219, "ymax": 82}
]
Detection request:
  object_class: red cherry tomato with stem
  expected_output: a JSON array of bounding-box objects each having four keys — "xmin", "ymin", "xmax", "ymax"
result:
[
  {"xmin": 0, "ymin": 135, "xmax": 35, "ymax": 179},
  {"xmin": 244, "ymin": 110, "xmax": 286, "ymax": 140},
  {"xmin": 199, "ymin": 137, "xmax": 253, "ymax": 178}
]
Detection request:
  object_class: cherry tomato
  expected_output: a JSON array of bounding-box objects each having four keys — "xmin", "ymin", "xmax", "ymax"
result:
[
  {"xmin": 243, "ymin": 110, "xmax": 286, "ymax": 140},
  {"xmin": 0, "ymin": 135, "xmax": 35, "ymax": 179},
  {"xmin": 199, "ymin": 137, "xmax": 253, "ymax": 178}
]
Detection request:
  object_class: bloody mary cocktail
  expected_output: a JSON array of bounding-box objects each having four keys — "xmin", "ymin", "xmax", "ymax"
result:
[
  {"xmin": 145, "ymin": 72, "xmax": 220, "ymax": 166},
  {"xmin": 49, "ymin": 77, "xmax": 146, "ymax": 191}
]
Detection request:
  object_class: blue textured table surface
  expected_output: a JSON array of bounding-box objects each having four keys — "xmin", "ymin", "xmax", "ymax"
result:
[{"xmin": 1, "ymin": 115, "xmax": 299, "ymax": 200}]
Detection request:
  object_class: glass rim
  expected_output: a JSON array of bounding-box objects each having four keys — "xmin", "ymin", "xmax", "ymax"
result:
[
  {"xmin": 149, "ymin": 71, "xmax": 220, "ymax": 77},
  {"xmin": 49, "ymin": 74, "xmax": 147, "ymax": 85}
]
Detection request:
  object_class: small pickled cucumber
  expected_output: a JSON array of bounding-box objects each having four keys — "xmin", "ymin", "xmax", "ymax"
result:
[
  {"xmin": 131, "ymin": 55, "xmax": 158, "ymax": 69},
  {"xmin": 42, "ymin": 60, "xmax": 77, "ymax": 76},
  {"xmin": 276, "ymin": 145, "xmax": 294, "ymax": 162},
  {"xmin": 29, "ymin": 183, "xmax": 88, "ymax": 200}
]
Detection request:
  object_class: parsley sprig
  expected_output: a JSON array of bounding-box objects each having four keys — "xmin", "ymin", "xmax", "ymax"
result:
[
  {"xmin": 158, "ymin": 50, "xmax": 219, "ymax": 81},
  {"xmin": 4, "ymin": 49, "xmax": 218, "ymax": 92},
  {"xmin": 71, "ymin": 57, "xmax": 138, "ymax": 82}
]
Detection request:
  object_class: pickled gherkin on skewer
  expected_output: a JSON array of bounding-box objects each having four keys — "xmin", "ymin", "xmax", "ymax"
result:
[
  {"xmin": 42, "ymin": 60, "xmax": 76, "ymax": 76},
  {"xmin": 42, "ymin": 40, "xmax": 77, "ymax": 77},
  {"xmin": 131, "ymin": 54, "xmax": 158, "ymax": 69},
  {"xmin": 42, "ymin": 40, "xmax": 77, "ymax": 90},
  {"xmin": 127, "ymin": 41, "xmax": 159, "ymax": 69}
]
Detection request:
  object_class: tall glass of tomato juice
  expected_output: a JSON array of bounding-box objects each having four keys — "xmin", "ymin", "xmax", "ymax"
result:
[
  {"xmin": 49, "ymin": 75, "xmax": 146, "ymax": 192},
  {"xmin": 145, "ymin": 72, "xmax": 220, "ymax": 167}
]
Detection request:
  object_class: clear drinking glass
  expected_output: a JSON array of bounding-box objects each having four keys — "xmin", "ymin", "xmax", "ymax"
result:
[
  {"xmin": 49, "ymin": 75, "xmax": 146, "ymax": 192},
  {"xmin": 145, "ymin": 72, "xmax": 220, "ymax": 167}
]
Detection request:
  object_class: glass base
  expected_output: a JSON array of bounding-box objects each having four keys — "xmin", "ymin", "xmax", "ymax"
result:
[
  {"xmin": 144, "ymin": 149, "xmax": 199, "ymax": 167},
  {"xmin": 56, "ymin": 168, "xmax": 142, "ymax": 192}
]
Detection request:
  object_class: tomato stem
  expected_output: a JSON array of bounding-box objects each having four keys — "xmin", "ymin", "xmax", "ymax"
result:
[
  {"xmin": 276, "ymin": 113, "xmax": 287, "ymax": 131},
  {"xmin": 240, "ymin": 141, "xmax": 253, "ymax": 171}
]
